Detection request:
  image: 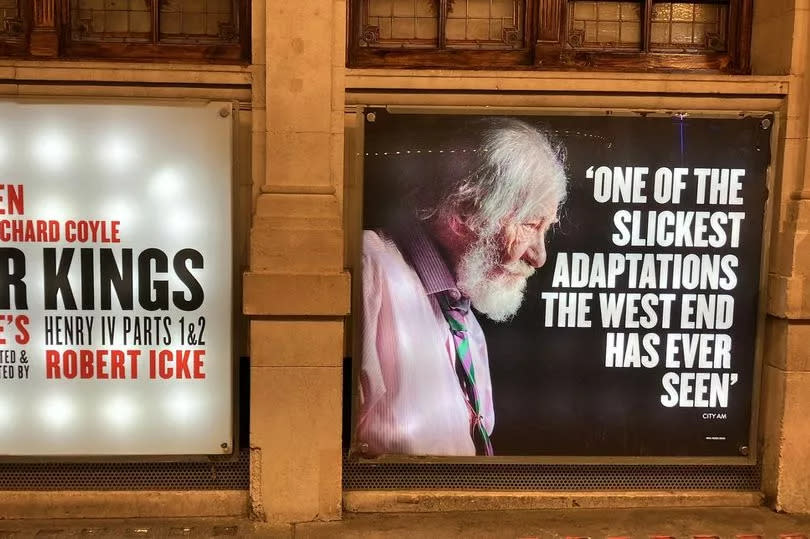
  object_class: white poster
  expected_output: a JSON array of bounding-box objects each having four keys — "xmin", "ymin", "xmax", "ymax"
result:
[{"xmin": 0, "ymin": 101, "xmax": 233, "ymax": 456}]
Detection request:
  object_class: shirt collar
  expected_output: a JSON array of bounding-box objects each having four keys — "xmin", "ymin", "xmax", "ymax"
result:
[{"xmin": 393, "ymin": 222, "xmax": 465, "ymax": 304}]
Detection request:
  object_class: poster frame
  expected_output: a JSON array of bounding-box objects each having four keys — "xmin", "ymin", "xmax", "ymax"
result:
[
  {"xmin": 0, "ymin": 97, "xmax": 239, "ymax": 463},
  {"xmin": 347, "ymin": 104, "xmax": 779, "ymax": 466}
]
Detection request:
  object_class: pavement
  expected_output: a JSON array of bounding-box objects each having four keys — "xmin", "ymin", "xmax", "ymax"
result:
[{"xmin": 0, "ymin": 507, "xmax": 809, "ymax": 538}]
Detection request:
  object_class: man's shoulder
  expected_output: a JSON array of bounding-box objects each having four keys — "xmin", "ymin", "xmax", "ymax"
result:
[
  {"xmin": 362, "ymin": 229, "xmax": 387, "ymax": 251},
  {"xmin": 363, "ymin": 229, "xmax": 400, "ymax": 262},
  {"xmin": 362, "ymin": 229, "xmax": 421, "ymax": 288}
]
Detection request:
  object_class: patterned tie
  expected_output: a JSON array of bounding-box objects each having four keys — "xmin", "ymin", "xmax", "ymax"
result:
[{"xmin": 438, "ymin": 293, "xmax": 494, "ymax": 456}]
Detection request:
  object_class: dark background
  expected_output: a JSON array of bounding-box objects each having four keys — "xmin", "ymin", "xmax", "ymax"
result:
[{"xmin": 361, "ymin": 110, "xmax": 771, "ymax": 457}]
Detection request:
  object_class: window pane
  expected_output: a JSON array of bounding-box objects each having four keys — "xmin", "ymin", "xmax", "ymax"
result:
[
  {"xmin": 360, "ymin": 0, "xmax": 438, "ymax": 49},
  {"xmin": 160, "ymin": 0, "xmax": 239, "ymax": 44},
  {"xmin": 445, "ymin": 0, "xmax": 524, "ymax": 50},
  {"xmin": 650, "ymin": 2, "xmax": 728, "ymax": 51},
  {"xmin": 71, "ymin": 0, "xmax": 152, "ymax": 43},
  {"xmin": 0, "ymin": 0, "xmax": 22, "ymax": 37},
  {"xmin": 567, "ymin": 2, "xmax": 641, "ymax": 49}
]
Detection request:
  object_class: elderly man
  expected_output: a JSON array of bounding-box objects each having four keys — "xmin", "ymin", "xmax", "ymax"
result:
[{"xmin": 356, "ymin": 117, "xmax": 567, "ymax": 457}]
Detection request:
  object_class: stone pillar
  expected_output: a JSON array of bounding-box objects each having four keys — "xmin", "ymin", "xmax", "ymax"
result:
[
  {"xmin": 245, "ymin": 0, "xmax": 348, "ymax": 524},
  {"xmin": 30, "ymin": 0, "xmax": 59, "ymax": 57},
  {"xmin": 753, "ymin": 0, "xmax": 810, "ymax": 514}
]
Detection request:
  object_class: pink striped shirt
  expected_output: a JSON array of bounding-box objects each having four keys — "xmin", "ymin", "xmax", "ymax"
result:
[{"xmin": 356, "ymin": 228, "xmax": 494, "ymax": 457}]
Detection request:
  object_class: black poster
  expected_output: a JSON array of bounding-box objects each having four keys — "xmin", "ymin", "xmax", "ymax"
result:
[{"xmin": 355, "ymin": 110, "xmax": 771, "ymax": 458}]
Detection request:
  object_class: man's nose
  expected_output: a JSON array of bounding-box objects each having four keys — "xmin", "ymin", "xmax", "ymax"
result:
[{"xmin": 521, "ymin": 237, "xmax": 547, "ymax": 268}]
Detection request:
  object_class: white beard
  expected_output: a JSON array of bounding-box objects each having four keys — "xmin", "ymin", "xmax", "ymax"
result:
[{"xmin": 455, "ymin": 237, "xmax": 535, "ymax": 322}]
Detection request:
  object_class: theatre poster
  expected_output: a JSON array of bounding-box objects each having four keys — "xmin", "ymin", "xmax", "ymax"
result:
[
  {"xmin": 0, "ymin": 101, "xmax": 233, "ymax": 457},
  {"xmin": 354, "ymin": 110, "xmax": 772, "ymax": 460}
]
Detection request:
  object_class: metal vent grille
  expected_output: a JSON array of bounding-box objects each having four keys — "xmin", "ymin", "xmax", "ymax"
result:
[
  {"xmin": 0, "ymin": 450, "xmax": 249, "ymax": 490},
  {"xmin": 343, "ymin": 457, "xmax": 761, "ymax": 491}
]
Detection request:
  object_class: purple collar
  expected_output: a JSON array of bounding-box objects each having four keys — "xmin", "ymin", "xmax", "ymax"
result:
[{"xmin": 392, "ymin": 223, "xmax": 466, "ymax": 306}]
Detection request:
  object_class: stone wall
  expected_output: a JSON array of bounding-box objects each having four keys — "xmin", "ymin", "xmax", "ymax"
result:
[
  {"xmin": 753, "ymin": 0, "xmax": 810, "ymax": 515},
  {"xmin": 245, "ymin": 0, "xmax": 348, "ymax": 524},
  {"xmin": 240, "ymin": 0, "xmax": 810, "ymax": 524}
]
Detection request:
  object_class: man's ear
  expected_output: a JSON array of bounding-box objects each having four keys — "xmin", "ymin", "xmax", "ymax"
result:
[{"xmin": 445, "ymin": 212, "xmax": 474, "ymax": 240}]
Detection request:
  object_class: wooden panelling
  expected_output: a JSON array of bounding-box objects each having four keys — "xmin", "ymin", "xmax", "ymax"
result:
[
  {"xmin": 0, "ymin": 0, "xmax": 250, "ymax": 61},
  {"xmin": 348, "ymin": 0, "xmax": 753, "ymax": 73}
]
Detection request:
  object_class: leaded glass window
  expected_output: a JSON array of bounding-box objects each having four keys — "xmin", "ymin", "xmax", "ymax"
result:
[
  {"xmin": 446, "ymin": 0, "xmax": 524, "ymax": 50},
  {"xmin": 651, "ymin": 2, "xmax": 727, "ymax": 51},
  {"xmin": 348, "ymin": 0, "xmax": 750, "ymax": 72},
  {"xmin": 0, "ymin": 0, "xmax": 22, "ymax": 37},
  {"xmin": 568, "ymin": 2, "xmax": 641, "ymax": 49},
  {"xmin": 360, "ymin": 0, "xmax": 523, "ymax": 49},
  {"xmin": 71, "ymin": 0, "xmax": 151, "ymax": 43}
]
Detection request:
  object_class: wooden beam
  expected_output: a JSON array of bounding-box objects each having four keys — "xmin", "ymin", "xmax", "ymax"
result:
[
  {"xmin": 537, "ymin": 0, "xmax": 565, "ymax": 42},
  {"xmin": 642, "ymin": 0, "xmax": 653, "ymax": 53},
  {"xmin": 30, "ymin": 0, "xmax": 59, "ymax": 57}
]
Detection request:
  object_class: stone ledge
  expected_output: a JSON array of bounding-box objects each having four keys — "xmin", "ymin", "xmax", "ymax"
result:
[
  {"xmin": 346, "ymin": 69, "xmax": 789, "ymax": 95},
  {"xmin": 343, "ymin": 490, "xmax": 764, "ymax": 513},
  {"xmin": 0, "ymin": 85, "xmax": 252, "ymax": 101},
  {"xmin": 0, "ymin": 61, "xmax": 250, "ymax": 86},
  {"xmin": 250, "ymin": 227, "xmax": 344, "ymax": 273},
  {"xmin": 346, "ymin": 93, "xmax": 784, "ymax": 112},
  {"xmin": 768, "ymin": 274, "xmax": 810, "ymax": 319},
  {"xmin": 243, "ymin": 272, "xmax": 351, "ymax": 316},
  {"xmin": 765, "ymin": 317, "xmax": 810, "ymax": 371},
  {"xmin": 0, "ymin": 490, "xmax": 248, "ymax": 519}
]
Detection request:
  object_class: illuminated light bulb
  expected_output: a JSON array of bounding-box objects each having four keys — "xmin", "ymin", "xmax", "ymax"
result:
[
  {"xmin": 0, "ymin": 398, "xmax": 13, "ymax": 429},
  {"xmin": 103, "ymin": 396, "xmax": 138, "ymax": 429},
  {"xmin": 102, "ymin": 199, "xmax": 137, "ymax": 227},
  {"xmin": 149, "ymin": 167, "xmax": 184, "ymax": 199},
  {"xmin": 167, "ymin": 208, "xmax": 199, "ymax": 237},
  {"xmin": 165, "ymin": 390, "xmax": 199, "ymax": 425},
  {"xmin": 99, "ymin": 137, "xmax": 136, "ymax": 172},
  {"xmin": 40, "ymin": 395, "xmax": 75, "ymax": 429},
  {"xmin": 32, "ymin": 130, "xmax": 72, "ymax": 171}
]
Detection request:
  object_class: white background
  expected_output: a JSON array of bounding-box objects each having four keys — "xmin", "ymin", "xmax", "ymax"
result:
[{"xmin": 0, "ymin": 101, "xmax": 233, "ymax": 456}]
